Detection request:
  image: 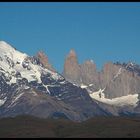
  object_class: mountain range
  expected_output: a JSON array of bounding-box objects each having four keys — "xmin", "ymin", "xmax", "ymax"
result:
[{"xmin": 0, "ymin": 41, "xmax": 140, "ymax": 122}]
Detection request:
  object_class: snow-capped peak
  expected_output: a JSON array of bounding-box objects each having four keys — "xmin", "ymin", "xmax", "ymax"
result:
[
  {"xmin": 0, "ymin": 41, "xmax": 62, "ymax": 85},
  {"xmin": 0, "ymin": 41, "xmax": 15, "ymax": 50},
  {"xmin": 0, "ymin": 41, "xmax": 28, "ymax": 63}
]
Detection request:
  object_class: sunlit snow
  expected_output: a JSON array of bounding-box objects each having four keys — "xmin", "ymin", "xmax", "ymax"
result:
[{"xmin": 90, "ymin": 89, "xmax": 139, "ymax": 107}]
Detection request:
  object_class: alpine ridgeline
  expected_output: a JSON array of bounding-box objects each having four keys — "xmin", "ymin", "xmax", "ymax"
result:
[
  {"xmin": 0, "ymin": 41, "xmax": 140, "ymax": 121},
  {"xmin": 63, "ymin": 50, "xmax": 140, "ymax": 116},
  {"xmin": 0, "ymin": 41, "xmax": 111, "ymax": 122}
]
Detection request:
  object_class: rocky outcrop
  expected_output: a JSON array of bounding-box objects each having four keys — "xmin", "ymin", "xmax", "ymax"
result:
[
  {"xmin": 1, "ymin": 41, "xmax": 140, "ymax": 120},
  {"xmin": 36, "ymin": 51, "xmax": 55, "ymax": 71},
  {"xmin": 103, "ymin": 62, "xmax": 140, "ymax": 98},
  {"xmin": 80, "ymin": 60, "xmax": 100, "ymax": 90},
  {"xmin": 63, "ymin": 50, "xmax": 140, "ymax": 99},
  {"xmin": 63, "ymin": 50, "xmax": 99, "ymax": 88},
  {"xmin": 0, "ymin": 41, "xmax": 111, "ymax": 122},
  {"xmin": 63, "ymin": 49, "xmax": 81, "ymax": 84}
]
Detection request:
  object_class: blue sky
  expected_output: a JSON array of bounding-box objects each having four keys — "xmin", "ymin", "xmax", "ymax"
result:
[{"xmin": 0, "ymin": 2, "xmax": 140, "ymax": 72}]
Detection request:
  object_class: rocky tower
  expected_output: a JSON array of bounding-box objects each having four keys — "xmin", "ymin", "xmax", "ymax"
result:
[
  {"xmin": 101, "ymin": 62, "xmax": 140, "ymax": 98},
  {"xmin": 0, "ymin": 41, "xmax": 109, "ymax": 121},
  {"xmin": 63, "ymin": 50, "xmax": 140, "ymax": 99},
  {"xmin": 63, "ymin": 49, "xmax": 81, "ymax": 84},
  {"xmin": 63, "ymin": 50, "xmax": 99, "ymax": 88},
  {"xmin": 80, "ymin": 60, "xmax": 100, "ymax": 89},
  {"xmin": 36, "ymin": 51, "xmax": 55, "ymax": 71}
]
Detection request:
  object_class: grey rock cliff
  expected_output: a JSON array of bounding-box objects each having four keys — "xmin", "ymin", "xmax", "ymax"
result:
[
  {"xmin": 63, "ymin": 50, "xmax": 140, "ymax": 99},
  {"xmin": 36, "ymin": 51, "xmax": 55, "ymax": 72},
  {"xmin": 63, "ymin": 49, "xmax": 81, "ymax": 84}
]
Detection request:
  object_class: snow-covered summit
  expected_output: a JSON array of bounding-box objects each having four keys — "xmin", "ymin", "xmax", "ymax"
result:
[
  {"xmin": 0, "ymin": 41, "xmax": 15, "ymax": 50},
  {"xmin": 0, "ymin": 40, "xmax": 67, "ymax": 108},
  {"xmin": 0, "ymin": 41, "xmax": 27, "ymax": 63},
  {"xmin": 0, "ymin": 41, "xmax": 62, "ymax": 84}
]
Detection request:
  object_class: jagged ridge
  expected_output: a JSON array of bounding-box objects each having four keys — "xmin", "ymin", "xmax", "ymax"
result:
[{"xmin": 0, "ymin": 41, "xmax": 111, "ymax": 121}]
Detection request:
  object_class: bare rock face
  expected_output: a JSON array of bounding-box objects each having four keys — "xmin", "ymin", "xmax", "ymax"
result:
[
  {"xmin": 36, "ymin": 51, "xmax": 55, "ymax": 71},
  {"xmin": 63, "ymin": 50, "xmax": 140, "ymax": 99},
  {"xmin": 102, "ymin": 63, "xmax": 140, "ymax": 98},
  {"xmin": 100, "ymin": 62, "xmax": 119, "ymax": 88},
  {"xmin": 63, "ymin": 49, "xmax": 81, "ymax": 84},
  {"xmin": 63, "ymin": 50, "xmax": 99, "ymax": 88},
  {"xmin": 80, "ymin": 60, "xmax": 100, "ymax": 90}
]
